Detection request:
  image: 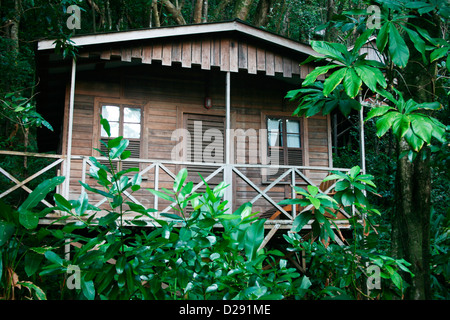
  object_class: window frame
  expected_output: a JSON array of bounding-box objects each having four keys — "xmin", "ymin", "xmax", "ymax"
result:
[
  {"xmin": 94, "ymin": 101, "xmax": 144, "ymax": 172},
  {"xmin": 262, "ymin": 113, "xmax": 305, "ymax": 184}
]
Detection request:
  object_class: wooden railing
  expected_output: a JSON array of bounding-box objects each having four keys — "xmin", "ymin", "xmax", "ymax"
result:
[{"xmin": 0, "ymin": 150, "xmax": 353, "ymax": 232}]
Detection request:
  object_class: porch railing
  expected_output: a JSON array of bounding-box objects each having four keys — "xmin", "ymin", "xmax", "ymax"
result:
[{"xmin": 0, "ymin": 150, "xmax": 353, "ymax": 231}]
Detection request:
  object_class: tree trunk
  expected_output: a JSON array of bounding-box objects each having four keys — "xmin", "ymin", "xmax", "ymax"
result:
[
  {"xmin": 162, "ymin": 0, "xmax": 186, "ymax": 25},
  {"xmin": 234, "ymin": 0, "xmax": 254, "ymax": 20},
  {"xmin": 151, "ymin": 0, "xmax": 160, "ymax": 27},
  {"xmin": 393, "ymin": 140, "xmax": 431, "ymax": 299},
  {"xmin": 253, "ymin": 0, "xmax": 272, "ymax": 27},
  {"xmin": 391, "ymin": 13, "xmax": 441, "ymax": 300},
  {"xmin": 202, "ymin": 0, "xmax": 208, "ymax": 23},
  {"xmin": 9, "ymin": 0, "xmax": 20, "ymax": 56},
  {"xmin": 212, "ymin": 0, "xmax": 232, "ymax": 20},
  {"xmin": 324, "ymin": 0, "xmax": 337, "ymax": 41},
  {"xmin": 193, "ymin": 0, "xmax": 203, "ymax": 23}
]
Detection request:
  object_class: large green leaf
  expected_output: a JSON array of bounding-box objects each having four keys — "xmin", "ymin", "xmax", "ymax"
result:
[
  {"xmin": 173, "ymin": 168, "xmax": 188, "ymax": 193},
  {"xmin": 303, "ymin": 65, "xmax": 339, "ymax": 87},
  {"xmin": 323, "ymin": 68, "xmax": 347, "ymax": 97},
  {"xmin": 354, "ymin": 65, "xmax": 387, "ymax": 92},
  {"xmin": 376, "ymin": 112, "xmax": 401, "ymax": 137},
  {"xmin": 0, "ymin": 221, "xmax": 15, "ymax": 247},
  {"xmin": 292, "ymin": 211, "xmax": 313, "ymax": 233},
  {"xmin": 343, "ymin": 68, "xmax": 362, "ymax": 98},
  {"xmin": 376, "ymin": 22, "xmax": 390, "ymax": 53},
  {"xmin": 411, "ymin": 116, "xmax": 433, "ymax": 144},
  {"xmin": 311, "ymin": 41, "xmax": 347, "ymax": 62},
  {"xmin": 44, "ymin": 251, "xmax": 64, "ymax": 267},
  {"xmin": 18, "ymin": 176, "xmax": 65, "ymax": 220},
  {"xmin": 109, "ymin": 138, "xmax": 129, "ymax": 160},
  {"xmin": 81, "ymin": 278, "xmax": 95, "ymax": 300},
  {"xmin": 392, "ymin": 114, "xmax": 411, "ymax": 140},
  {"xmin": 365, "ymin": 106, "xmax": 394, "ymax": 121},
  {"xmin": 389, "ymin": 23, "xmax": 409, "ymax": 68},
  {"xmin": 243, "ymin": 219, "xmax": 265, "ymax": 261}
]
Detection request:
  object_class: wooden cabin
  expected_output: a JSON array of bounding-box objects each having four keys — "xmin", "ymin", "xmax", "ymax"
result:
[{"xmin": 34, "ymin": 20, "xmax": 351, "ymax": 231}]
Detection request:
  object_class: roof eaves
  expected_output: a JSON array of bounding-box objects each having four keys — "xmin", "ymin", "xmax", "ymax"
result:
[{"xmin": 37, "ymin": 20, "xmax": 316, "ymax": 58}]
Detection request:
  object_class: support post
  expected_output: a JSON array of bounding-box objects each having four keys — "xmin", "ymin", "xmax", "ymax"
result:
[
  {"xmin": 359, "ymin": 103, "xmax": 366, "ymax": 174},
  {"xmin": 64, "ymin": 58, "xmax": 76, "ymax": 261},
  {"xmin": 224, "ymin": 71, "xmax": 233, "ymax": 210},
  {"xmin": 64, "ymin": 58, "xmax": 77, "ymax": 200}
]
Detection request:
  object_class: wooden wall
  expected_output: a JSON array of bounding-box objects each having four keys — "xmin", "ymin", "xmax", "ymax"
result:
[
  {"xmin": 79, "ymin": 34, "xmax": 316, "ymax": 79},
  {"xmin": 63, "ymin": 62, "xmax": 331, "ymax": 217}
]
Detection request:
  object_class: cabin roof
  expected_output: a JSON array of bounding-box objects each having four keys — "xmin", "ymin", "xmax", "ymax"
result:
[{"xmin": 38, "ymin": 19, "xmax": 316, "ymax": 58}]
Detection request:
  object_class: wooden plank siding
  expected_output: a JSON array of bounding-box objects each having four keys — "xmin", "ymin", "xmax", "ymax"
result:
[
  {"xmin": 87, "ymin": 35, "xmax": 314, "ymax": 79},
  {"xmin": 63, "ymin": 63, "xmax": 331, "ymax": 218}
]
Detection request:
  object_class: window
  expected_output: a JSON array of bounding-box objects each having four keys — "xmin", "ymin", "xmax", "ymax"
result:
[
  {"xmin": 267, "ymin": 116, "xmax": 303, "ymax": 172},
  {"xmin": 100, "ymin": 105, "xmax": 142, "ymax": 170}
]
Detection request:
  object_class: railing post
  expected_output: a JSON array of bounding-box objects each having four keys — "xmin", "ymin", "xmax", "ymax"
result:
[
  {"xmin": 223, "ymin": 71, "xmax": 233, "ymax": 210},
  {"xmin": 63, "ymin": 58, "xmax": 77, "ymax": 200}
]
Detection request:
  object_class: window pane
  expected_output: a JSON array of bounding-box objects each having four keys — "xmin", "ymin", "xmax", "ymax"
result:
[
  {"xmin": 286, "ymin": 120, "xmax": 300, "ymax": 134},
  {"xmin": 124, "ymin": 123, "xmax": 141, "ymax": 139},
  {"xmin": 287, "ymin": 134, "xmax": 300, "ymax": 148},
  {"xmin": 267, "ymin": 118, "xmax": 282, "ymax": 132},
  {"xmin": 102, "ymin": 121, "xmax": 119, "ymax": 137},
  {"xmin": 102, "ymin": 105, "xmax": 120, "ymax": 122},
  {"xmin": 124, "ymin": 108, "xmax": 141, "ymax": 123},
  {"xmin": 268, "ymin": 132, "xmax": 281, "ymax": 147}
]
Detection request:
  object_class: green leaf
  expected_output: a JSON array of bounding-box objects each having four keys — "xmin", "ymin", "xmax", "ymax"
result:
[
  {"xmin": 404, "ymin": 128, "xmax": 424, "ymax": 152},
  {"xmin": 430, "ymin": 46, "xmax": 448, "ymax": 63},
  {"xmin": 323, "ymin": 68, "xmax": 347, "ymax": 96},
  {"xmin": 109, "ymin": 138, "xmax": 129, "ymax": 160},
  {"xmin": 0, "ymin": 221, "xmax": 15, "ymax": 247},
  {"xmin": 100, "ymin": 117, "xmax": 111, "ymax": 137},
  {"xmin": 81, "ymin": 279, "xmax": 95, "ymax": 300},
  {"xmin": 18, "ymin": 176, "xmax": 65, "ymax": 221},
  {"xmin": 24, "ymin": 251, "xmax": 43, "ymax": 277},
  {"xmin": 173, "ymin": 168, "xmax": 188, "ymax": 193},
  {"xmin": 353, "ymin": 28, "xmax": 375, "ymax": 53},
  {"xmin": 365, "ymin": 106, "xmax": 394, "ymax": 121},
  {"xmin": 311, "ymin": 41, "xmax": 348, "ymax": 62},
  {"xmin": 303, "ymin": 65, "xmax": 339, "ymax": 87},
  {"xmin": 307, "ymin": 185, "xmax": 319, "ymax": 197},
  {"xmin": 147, "ymin": 189, "xmax": 175, "ymax": 203},
  {"xmin": 107, "ymin": 136, "xmax": 122, "ymax": 149},
  {"xmin": 343, "ymin": 68, "xmax": 362, "ymax": 98},
  {"xmin": 116, "ymin": 255, "xmax": 126, "ymax": 275},
  {"xmin": 244, "ymin": 219, "xmax": 265, "ymax": 261},
  {"xmin": 376, "ymin": 22, "xmax": 389, "ymax": 53},
  {"xmin": 354, "ymin": 65, "xmax": 386, "ymax": 92},
  {"xmin": 389, "ymin": 23, "xmax": 409, "ymax": 68},
  {"xmin": 376, "ymin": 112, "xmax": 401, "ymax": 137},
  {"xmin": 402, "ymin": 26, "xmax": 426, "ymax": 62},
  {"xmin": 53, "ymin": 193, "xmax": 72, "ymax": 212},
  {"xmin": 392, "ymin": 114, "xmax": 411, "ymax": 140},
  {"xmin": 160, "ymin": 212, "xmax": 183, "ymax": 220},
  {"xmin": 18, "ymin": 281, "xmax": 47, "ymax": 300},
  {"xmin": 19, "ymin": 210, "xmax": 39, "ymax": 230},
  {"xmin": 309, "ymin": 197, "xmax": 320, "ymax": 210},
  {"xmin": 411, "ymin": 117, "xmax": 433, "ymax": 144},
  {"xmin": 292, "ymin": 211, "xmax": 313, "ymax": 232},
  {"xmin": 349, "ymin": 166, "xmax": 361, "ymax": 179},
  {"xmin": 79, "ymin": 182, "xmax": 113, "ymax": 200},
  {"xmin": 44, "ymin": 251, "xmax": 64, "ymax": 267},
  {"xmin": 390, "ymin": 271, "xmax": 403, "ymax": 290}
]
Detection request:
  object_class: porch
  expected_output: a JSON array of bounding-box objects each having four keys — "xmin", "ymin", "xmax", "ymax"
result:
[{"xmin": 0, "ymin": 150, "xmax": 353, "ymax": 234}]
